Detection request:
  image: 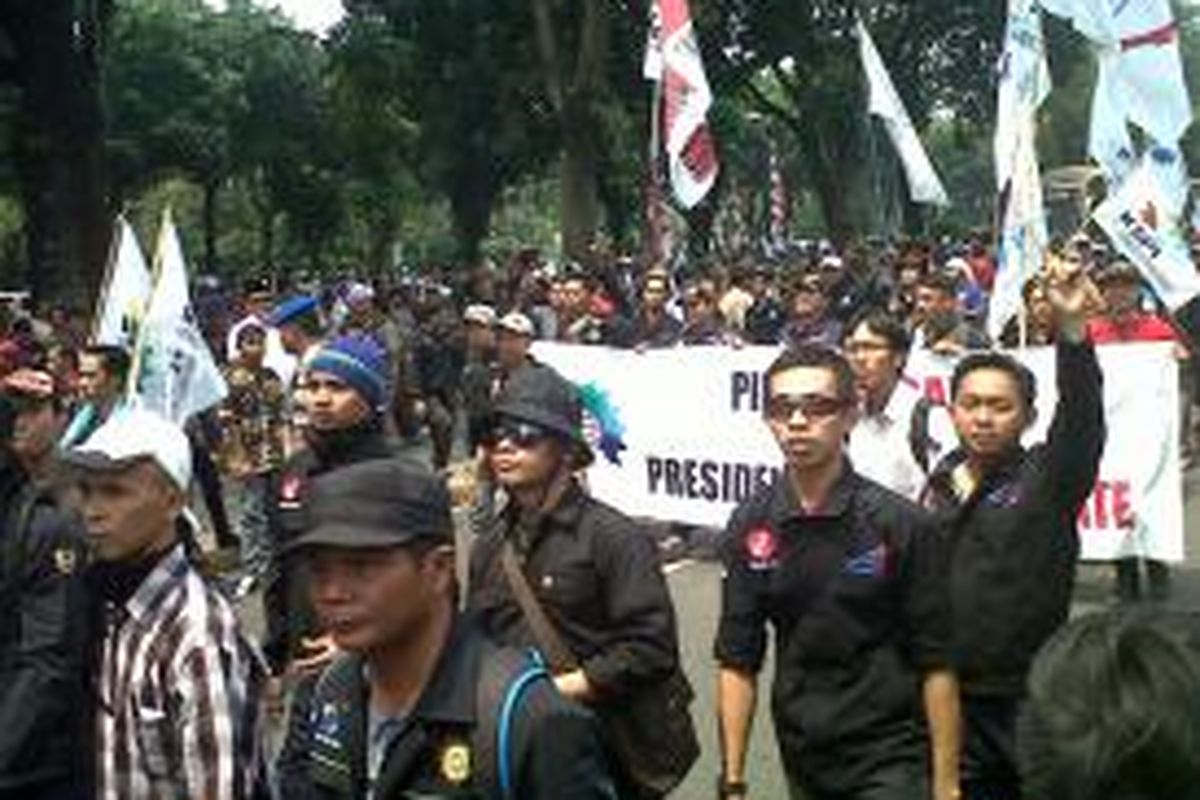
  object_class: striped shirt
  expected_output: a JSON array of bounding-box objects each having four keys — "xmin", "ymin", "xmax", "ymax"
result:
[{"xmin": 96, "ymin": 544, "xmax": 266, "ymax": 800}]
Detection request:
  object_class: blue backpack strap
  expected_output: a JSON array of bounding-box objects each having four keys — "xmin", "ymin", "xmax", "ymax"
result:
[{"xmin": 497, "ymin": 648, "xmax": 550, "ymax": 800}]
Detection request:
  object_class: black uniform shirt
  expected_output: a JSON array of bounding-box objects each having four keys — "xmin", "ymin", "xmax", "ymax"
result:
[
  {"xmin": 715, "ymin": 464, "xmax": 948, "ymax": 766},
  {"xmin": 277, "ymin": 620, "xmax": 615, "ymax": 800}
]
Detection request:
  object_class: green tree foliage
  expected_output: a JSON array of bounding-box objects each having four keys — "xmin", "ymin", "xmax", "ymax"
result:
[{"xmin": 701, "ymin": 0, "xmax": 1004, "ymax": 242}]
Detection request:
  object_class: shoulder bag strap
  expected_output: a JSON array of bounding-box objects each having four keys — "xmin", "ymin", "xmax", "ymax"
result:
[{"xmin": 499, "ymin": 540, "xmax": 578, "ymax": 673}]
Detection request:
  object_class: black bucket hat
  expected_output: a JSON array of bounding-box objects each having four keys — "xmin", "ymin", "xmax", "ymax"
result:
[{"xmin": 491, "ymin": 364, "xmax": 594, "ymax": 467}]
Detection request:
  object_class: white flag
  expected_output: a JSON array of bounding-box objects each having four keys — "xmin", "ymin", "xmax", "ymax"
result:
[
  {"xmin": 1036, "ymin": 0, "xmax": 1117, "ymax": 45},
  {"xmin": 856, "ymin": 18, "xmax": 948, "ymax": 207},
  {"xmin": 132, "ymin": 208, "xmax": 227, "ymax": 423},
  {"xmin": 1107, "ymin": 0, "xmax": 1192, "ymax": 147},
  {"xmin": 990, "ymin": 0, "xmax": 1051, "ymax": 341},
  {"xmin": 658, "ymin": 0, "xmax": 719, "ymax": 208},
  {"xmin": 1093, "ymin": 151, "xmax": 1200, "ymax": 311},
  {"xmin": 643, "ymin": 2, "xmax": 664, "ymax": 81},
  {"xmin": 93, "ymin": 216, "xmax": 153, "ymax": 349},
  {"xmin": 995, "ymin": 0, "xmax": 1050, "ymax": 191},
  {"xmin": 1041, "ymin": 0, "xmax": 1192, "ymax": 163},
  {"xmin": 1088, "ymin": 48, "xmax": 1136, "ymax": 186}
]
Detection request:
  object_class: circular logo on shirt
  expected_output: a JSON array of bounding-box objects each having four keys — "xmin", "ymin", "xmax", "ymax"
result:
[
  {"xmin": 745, "ymin": 525, "xmax": 779, "ymax": 569},
  {"xmin": 280, "ymin": 473, "xmax": 306, "ymax": 506},
  {"xmin": 439, "ymin": 741, "xmax": 472, "ymax": 785}
]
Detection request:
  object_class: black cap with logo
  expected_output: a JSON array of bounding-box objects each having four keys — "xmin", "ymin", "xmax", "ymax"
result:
[{"xmin": 286, "ymin": 458, "xmax": 453, "ymax": 552}]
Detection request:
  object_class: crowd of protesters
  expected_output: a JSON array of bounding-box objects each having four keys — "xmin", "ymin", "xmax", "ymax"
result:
[{"xmin": 0, "ymin": 231, "xmax": 1198, "ymax": 800}]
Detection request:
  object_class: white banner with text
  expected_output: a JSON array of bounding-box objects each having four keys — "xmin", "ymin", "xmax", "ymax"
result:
[{"xmin": 534, "ymin": 341, "xmax": 1185, "ymax": 563}]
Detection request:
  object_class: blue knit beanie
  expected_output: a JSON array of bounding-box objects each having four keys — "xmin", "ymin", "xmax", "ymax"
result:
[{"xmin": 307, "ymin": 334, "xmax": 391, "ymax": 412}]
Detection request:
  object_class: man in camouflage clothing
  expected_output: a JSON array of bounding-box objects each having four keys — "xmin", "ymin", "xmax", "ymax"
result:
[{"xmin": 217, "ymin": 321, "xmax": 286, "ymax": 598}]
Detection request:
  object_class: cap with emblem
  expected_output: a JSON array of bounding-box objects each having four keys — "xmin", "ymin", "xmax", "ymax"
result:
[
  {"xmin": 244, "ymin": 276, "xmax": 273, "ymax": 298},
  {"xmin": 463, "ymin": 304, "xmax": 497, "ymax": 328},
  {"xmin": 63, "ymin": 407, "xmax": 193, "ymax": 491},
  {"xmin": 285, "ymin": 459, "xmax": 453, "ymax": 552},
  {"xmin": 344, "ymin": 282, "xmax": 376, "ymax": 307},
  {"xmin": 497, "ymin": 312, "xmax": 535, "ymax": 338}
]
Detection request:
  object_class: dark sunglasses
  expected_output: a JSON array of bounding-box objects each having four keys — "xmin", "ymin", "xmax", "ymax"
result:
[
  {"xmin": 765, "ymin": 393, "xmax": 847, "ymax": 422},
  {"xmin": 487, "ymin": 420, "xmax": 555, "ymax": 449}
]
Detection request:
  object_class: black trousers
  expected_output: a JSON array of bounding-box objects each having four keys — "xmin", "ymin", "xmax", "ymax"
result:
[
  {"xmin": 785, "ymin": 727, "xmax": 929, "ymax": 800},
  {"xmin": 961, "ymin": 694, "xmax": 1022, "ymax": 800}
]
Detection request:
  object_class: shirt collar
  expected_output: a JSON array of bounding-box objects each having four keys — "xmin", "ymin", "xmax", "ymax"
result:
[
  {"xmin": 767, "ymin": 460, "xmax": 860, "ymax": 523},
  {"xmin": 124, "ymin": 543, "xmax": 190, "ymax": 624},
  {"xmin": 407, "ymin": 621, "xmax": 480, "ymax": 726}
]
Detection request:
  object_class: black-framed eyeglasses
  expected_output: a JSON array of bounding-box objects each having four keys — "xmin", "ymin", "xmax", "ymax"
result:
[
  {"xmin": 487, "ymin": 420, "xmax": 555, "ymax": 449},
  {"xmin": 843, "ymin": 341, "xmax": 894, "ymax": 357},
  {"xmin": 765, "ymin": 393, "xmax": 847, "ymax": 422}
]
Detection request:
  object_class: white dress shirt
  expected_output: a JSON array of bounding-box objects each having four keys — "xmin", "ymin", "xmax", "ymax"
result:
[{"xmin": 849, "ymin": 376, "xmax": 955, "ymax": 501}]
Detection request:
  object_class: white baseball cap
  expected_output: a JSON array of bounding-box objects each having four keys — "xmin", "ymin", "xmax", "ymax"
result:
[
  {"xmin": 463, "ymin": 304, "xmax": 498, "ymax": 327},
  {"xmin": 65, "ymin": 408, "xmax": 193, "ymax": 491},
  {"xmin": 497, "ymin": 312, "xmax": 535, "ymax": 338}
]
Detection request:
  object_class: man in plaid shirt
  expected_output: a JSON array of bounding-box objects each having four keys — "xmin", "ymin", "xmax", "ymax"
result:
[{"xmin": 66, "ymin": 408, "xmax": 266, "ymax": 800}]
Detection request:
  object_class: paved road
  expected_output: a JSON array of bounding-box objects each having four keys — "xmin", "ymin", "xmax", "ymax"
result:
[{"xmin": 662, "ymin": 466, "xmax": 1200, "ymax": 799}]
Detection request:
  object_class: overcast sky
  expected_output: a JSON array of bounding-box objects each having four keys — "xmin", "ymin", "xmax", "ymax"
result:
[{"xmin": 204, "ymin": 0, "xmax": 344, "ymax": 34}]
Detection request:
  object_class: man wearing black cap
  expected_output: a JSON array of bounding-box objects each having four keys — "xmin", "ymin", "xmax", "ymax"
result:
[
  {"xmin": 264, "ymin": 334, "xmax": 397, "ymax": 678},
  {"xmin": 468, "ymin": 365, "xmax": 693, "ymax": 799},
  {"xmin": 278, "ymin": 458, "xmax": 616, "ymax": 800}
]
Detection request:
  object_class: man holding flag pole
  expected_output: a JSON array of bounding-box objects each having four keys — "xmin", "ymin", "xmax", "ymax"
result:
[{"xmin": 61, "ymin": 216, "xmax": 151, "ymax": 449}]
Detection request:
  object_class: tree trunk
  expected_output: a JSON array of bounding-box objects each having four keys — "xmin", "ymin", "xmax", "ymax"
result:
[
  {"xmin": 559, "ymin": 108, "xmax": 600, "ymax": 262},
  {"xmin": 202, "ymin": 179, "xmax": 219, "ymax": 276},
  {"xmin": 449, "ymin": 178, "xmax": 493, "ymax": 263},
  {"xmin": 531, "ymin": 0, "xmax": 608, "ymax": 264},
  {"xmin": 11, "ymin": 0, "xmax": 111, "ymax": 309}
]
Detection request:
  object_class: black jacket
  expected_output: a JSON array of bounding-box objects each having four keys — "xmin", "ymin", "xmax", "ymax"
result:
[
  {"xmin": 263, "ymin": 424, "xmax": 396, "ymax": 672},
  {"xmin": 923, "ymin": 340, "xmax": 1105, "ymax": 696},
  {"xmin": 277, "ymin": 619, "xmax": 615, "ymax": 800},
  {"xmin": 0, "ymin": 470, "xmax": 89, "ymax": 794},
  {"xmin": 467, "ymin": 483, "xmax": 680, "ymax": 700}
]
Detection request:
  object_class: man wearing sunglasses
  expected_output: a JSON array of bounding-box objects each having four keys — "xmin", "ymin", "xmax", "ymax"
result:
[
  {"xmin": 715, "ymin": 345, "xmax": 959, "ymax": 800},
  {"xmin": 467, "ymin": 365, "xmax": 689, "ymax": 799}
]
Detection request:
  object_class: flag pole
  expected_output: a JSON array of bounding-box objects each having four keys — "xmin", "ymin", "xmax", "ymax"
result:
[
  {"xmin": 647, "ymin": 73, "xmax": 664, "ymax": 266},
  {"xmin": 91, "ymin": 216, "xmax": 125, "ymax": 344}
]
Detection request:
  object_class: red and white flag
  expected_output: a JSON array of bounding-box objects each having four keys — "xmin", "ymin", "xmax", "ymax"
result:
[
  {"xmin": 647, "ymin": 0, "xmax": 719, "ymax": 209},
  {"xmin": 1040, "ymin": 0, "xmax": 1193, "ymax": 181}
]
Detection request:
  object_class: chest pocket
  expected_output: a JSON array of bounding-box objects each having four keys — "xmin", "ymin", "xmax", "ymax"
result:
[
  {"xmin": 783, "ymin": 514, "xmax": 900, "ymax": 667},
  {"xmin": 132, "ymin": 700, "xmax": 174, "ymax": 779},
  {"xmin": 531, "ymin": 562, "xmax": 599, "ymax": 621}
]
